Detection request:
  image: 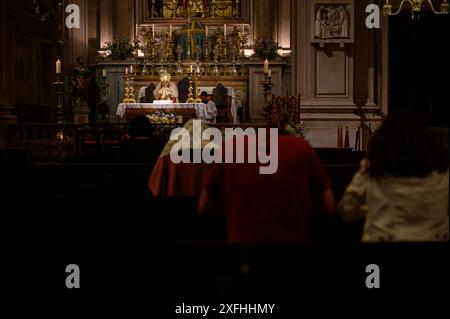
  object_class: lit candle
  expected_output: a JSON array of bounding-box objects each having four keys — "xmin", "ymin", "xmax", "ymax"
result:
[
  {"xmin": 169, "ymin": 24, "xmax": 172, "ymax": 37},
  {"xmin": 56, "ymin": 59, "xmax": 61, "ymax": 74},
  {"xmin": 264, "ymin": 59, "xmax": 269, "ymax": 74},
  {"xmin": 125, "ymin": 67, "xmax": 129, "ymax": 75},
  {"xmin": 102, "ymin": 69, "xmax": 107, "ymax": 78},
  {"xmin": 130, "ymin": 65, "xmax": 133, "ymax": 74}
]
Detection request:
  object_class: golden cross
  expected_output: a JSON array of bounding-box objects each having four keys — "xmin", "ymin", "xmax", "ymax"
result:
[{"xmin": 180, "ymin": 19, "xmax": 206, "ymax": 57}]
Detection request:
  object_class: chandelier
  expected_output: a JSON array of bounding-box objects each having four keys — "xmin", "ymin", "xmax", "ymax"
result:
[{"xmin": 383, "ymin": 0, "xmax": 449, "ymax": 18}]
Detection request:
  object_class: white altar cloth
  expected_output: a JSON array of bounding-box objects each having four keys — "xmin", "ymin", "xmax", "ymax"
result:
[
  {"xmin": 138, "ymin": 86, "xmax": 240, "ymax": 123},
  {"xmin": 117, "ymin": 103, "xmax": 209, "ymax": 120}
]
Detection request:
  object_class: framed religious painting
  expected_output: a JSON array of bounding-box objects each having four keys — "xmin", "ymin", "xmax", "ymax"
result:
[
  {"xmin": 310, "ymin": 0, "xmax": 355, "ymax": 45},
  {"xmin": 137, "ymin": 0, "xmax": 251, "ymax": 25}
]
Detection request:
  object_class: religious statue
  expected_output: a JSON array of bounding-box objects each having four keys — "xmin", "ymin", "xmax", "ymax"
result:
[
  {"xmin": 230, "ymin": 26, "xmax": 242, "ymax": 58},
  {"xmin": 154, "ymin": 72, "xmax": 179, "ymax": 102},
  {"xmin": 70, "ymin": 57, "xmax": 90, "ymax": 109},
  {"xmin": 314, "ymin": 4, "xmax": 350, "ymax": 39},
  {"xmin": 213, "ymin": 29, "xmax": 225, "ymax": 61}
]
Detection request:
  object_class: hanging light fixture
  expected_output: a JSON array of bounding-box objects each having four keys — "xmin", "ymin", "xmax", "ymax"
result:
[{"xmin": 383, "ymin": 0, "xmax": 449, "ymax": 18}]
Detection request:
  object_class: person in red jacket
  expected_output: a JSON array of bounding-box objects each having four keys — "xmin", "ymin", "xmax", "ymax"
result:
[{"xmin": 199, "ymin": 130, "xmax": 335, "ymax": 243}]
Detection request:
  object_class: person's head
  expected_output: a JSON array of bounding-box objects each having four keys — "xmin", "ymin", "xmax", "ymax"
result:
[
  {"xmin": 368, "ymin": 108, "xmax": 448, "ymax": 178},
  {"xmin": 160, "ymin": 72, "xmax": 171, "ymax": 87},
  {"xmin": 128, "ymin": 114, "xmax": 153, "ymax": 138},
  {"xmin": 200, "ymin": 91, "xmax": 208, "ymax": 103}
]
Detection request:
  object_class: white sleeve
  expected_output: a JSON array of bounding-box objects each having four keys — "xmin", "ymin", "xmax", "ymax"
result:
[
  {"xmin": 338, "ymin": 159, "xmax": 370, "ymax": 222},
  {"xmin": 138, "ymin": 87, "xmax": 147, "ymax": 100}
]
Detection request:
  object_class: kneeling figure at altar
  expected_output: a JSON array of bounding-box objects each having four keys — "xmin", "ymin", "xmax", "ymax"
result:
[{"xmin": 154, "ymin": 72, "xmax": 179, "ymax": 102}]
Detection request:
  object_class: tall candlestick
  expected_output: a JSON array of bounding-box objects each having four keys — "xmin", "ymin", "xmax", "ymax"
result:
[
  {"xmin": 264, "ymin": 59, "xmax": 269, "ymax": 74},
  {"xmin": 56, "ymin": 59, "xmax": 61, "ymax": 74}
]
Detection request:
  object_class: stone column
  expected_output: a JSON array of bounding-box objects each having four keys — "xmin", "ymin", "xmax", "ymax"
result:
[
  {"xmin": 253, "ymin": 0, "xmax": 277, "ymax": 40},
  {"xmin": 0, "ymin": 0, "xmax": 17, "ymax": 148},
  {"xmin": 112, "ymin": 0, "xmax": 135, "ymax": 41}
]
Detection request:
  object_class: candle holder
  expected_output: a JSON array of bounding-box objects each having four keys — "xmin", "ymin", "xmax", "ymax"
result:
[
  {"xmin": 150, "ymin": 0, "xmax": 157, "ymax": 18},
  {"xmin": 261, "ymin": 73, "xmax": 274, "ymax": 124},
  {"xmin": 233, "ymin": 0, "xmax": 240, "ymax": 18},
  {"xmin": 213, "ymin": 62, "xmax": 219, "ymax": 75},
  {"xmin": 150, "ymin": 36, "xmax": 157, "ymax": 61},
  {"xmin": 129, "ymin": 72, "xmax": 136, "ymax": 103},
  {"xmin": 194, "ymin": 71, "xmax": 202, "ymax": 103},
  {"xmin": 240, "ymin": 39, "xmax": 247, "ymax": 76},
  {"xmin": 221, "ymin": 37, "xmax": 228, "ymax": 62},
  {"xmin": 211, "ymin": 0, "xmax": 217, "ymax": 17},
  {"xmin": 53, "ymin": 74, "xmax": 65, "ymax": 124},
  {"xmin": 122, "ymin": 74, "xmax": 130, "ymax": 103},
  {"xmin": 122, "ymin": 73, "xmax": 136, "ymax": 104},
  {"xmin": 166, "ymin": 32, "xmax": 175, "ymax": 63},
  {"xmin": 98, "ymin": 76, "xmax": 110, "ymax": 122},
  {"xmin": 223, "ymin": 63, "xmax": 229, "ymax": 76},
  {"xmin": 231, "ymin": 62, "xmax": 238, "ymax": 77},
  {"xmin": 187, "ymin": 73, "xmax": 195, "ymax": 103},
  {"xmin": 144, "ymin": 32, "xmax": 157, "ymax": 76},
  {"xmin": 176, "ymin": 46, "xmax": 183, "ymax": 64},
  {"xmin": 204, "ymin": 39, "xmax": 210, "ymax": 75}
]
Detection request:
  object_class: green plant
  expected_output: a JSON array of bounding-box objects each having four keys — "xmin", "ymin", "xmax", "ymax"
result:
[
  {"xmin": 105, "ymin": 38, "xmax": 135, "ymax": 60},
  {"xmin": 253, "ymin": 37, "xmax": 280, "ymax": 60},
  {"xmin": 287, "ymin": 122, "xmax": 308, "ymax": 140}
]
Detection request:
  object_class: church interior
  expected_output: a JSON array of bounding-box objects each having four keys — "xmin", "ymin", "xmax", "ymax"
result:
[{"xmin": 2, "ymin": 0, "xmax": 449, "ymax": 304}]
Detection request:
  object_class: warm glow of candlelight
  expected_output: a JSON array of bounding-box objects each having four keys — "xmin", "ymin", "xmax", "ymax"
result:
[
  {"xmin": 56, "ymin": 59, "xmax": 61, "ymax": 74},
  {"xmin": 264, "ymin": 59, "xmax": 269, "ymax": 74}
]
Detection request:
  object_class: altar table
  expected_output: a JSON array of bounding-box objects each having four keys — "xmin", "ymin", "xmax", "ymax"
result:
[{"xmin": 117, "ymin": 103, "xmax": 209, "ymax": 121}]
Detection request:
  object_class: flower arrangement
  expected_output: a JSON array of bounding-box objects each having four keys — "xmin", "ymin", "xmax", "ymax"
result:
[
  {"xmin": 105, "ymin": 38, "xmax": 135, "ymax": 60},
  {"xmin": 147, "ymin": 111, "xmax": 180, "ymax": 124},
  {"xmin": 253, "ymin": 37, "xmax": 280, "ymax": 60},
  {"xmin": 287, "ymin": 122, "xmax": 308, "ymax": 140}
]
